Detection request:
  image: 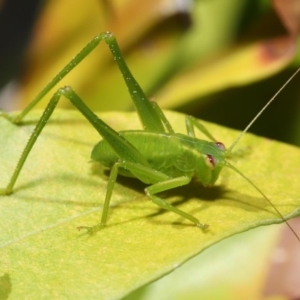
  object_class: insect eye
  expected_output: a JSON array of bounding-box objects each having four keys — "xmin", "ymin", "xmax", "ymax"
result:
[
  {"xmin": 205, "ymin": 154, "xmax": 216, "ymax": 169},
  {"xmin": 215, "ymin": 142, "xmax": 225, "ymax": 151}
]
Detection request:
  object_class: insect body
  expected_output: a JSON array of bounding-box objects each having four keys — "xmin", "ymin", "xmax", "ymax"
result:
[
  {"xmin": 0, "ymin": 32, "xmax": 299, "ymax": 240},
  {"xmin": 91, "ymin": 130, "xmax": 225, "ymax": 230},
  {"xmin": 93, "ymin": 131, "xmax": 225, "ymax": 188}
]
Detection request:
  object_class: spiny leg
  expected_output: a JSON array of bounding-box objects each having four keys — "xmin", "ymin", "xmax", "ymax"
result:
[
  {"xmin": 78, "ymin": 161, "xmax": 123, "ymax": 233},
  {"xmin": 96, "ymin": 163, "xmax": 207, "ymax": 231},
  {"xmin": 78, "ymin": 160, "xmax": 171, "ymax": 233},
  {"xmin": 61, "ymin": 87, "xmax": 154, "ymax": 167},
  {"xmin": 79, "ymin": 160, "xmax": 207, "ymax": 233},
  {"xmin": 0, "ymin": 85, "xmax": 157, "ymax": 195},
  {"xmin": 145, "ymin": 177, "xmax": 209, "ymax": 230},
  {"xmin": 0, "ymin": 92, "xmax": 61, "ymax": 195},
  {"xmin": 150, "ymin": 102, "xmax": 174, "ymax": 134},
  {"xmin": 0, "ymin": 31, "xmax": 209, "ymax": 230},
  {"xmin": 145, "ymin": 103, "xmax": 217, "ymax": 138},
  {"xmin": 1, "ymin": 35, "xmax": 107, "ymax": 124},
  {"xmin": 0, "ymin": 32, "xmax": 166, "ymax": 135},
  {"xmin": 0, "ymin": 85, "xmax": 176, "ymax": 228},
  {"xmin": 185, "ymin": 115, "xmax": 217, "ymax": 141}
]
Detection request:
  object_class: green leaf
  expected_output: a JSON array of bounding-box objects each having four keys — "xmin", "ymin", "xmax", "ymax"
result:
[
  {"xmin": 124, "ymin": 225, "xmax": 284, "ymax": 300},
  {"xmin": 0, "ymin": 109, "xmax": 299, "ymax": 299}
]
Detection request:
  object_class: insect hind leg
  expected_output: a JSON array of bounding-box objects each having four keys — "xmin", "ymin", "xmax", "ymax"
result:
[{"xmin": 0, "ymin": 90, "xmax": 61, "ymax": 195}]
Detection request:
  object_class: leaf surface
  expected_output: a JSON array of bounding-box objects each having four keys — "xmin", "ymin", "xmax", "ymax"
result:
[{"xmin": 0, "ymin": 110, "xmax": 299, "ymax": 299}]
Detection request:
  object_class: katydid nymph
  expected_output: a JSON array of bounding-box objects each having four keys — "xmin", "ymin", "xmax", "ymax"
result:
[{"xmin": 0, "ymin": 32, "xmax": 299, "ymax": 241}]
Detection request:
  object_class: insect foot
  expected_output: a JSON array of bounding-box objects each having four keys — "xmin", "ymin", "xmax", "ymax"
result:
[
  {"xmin": 197, "ymin": 222, "xmax": 209, "ymax": 230},
  {"xmin": 0, "ymin": 109, "xmax": 15, "ymax": 123},
  {"xmin": 0, "ymin": 188, "xmax": 12, "ymax": 196},
  {"xmin": 77, "ymin": 223, "xmax": 106, "ymax": 234}
]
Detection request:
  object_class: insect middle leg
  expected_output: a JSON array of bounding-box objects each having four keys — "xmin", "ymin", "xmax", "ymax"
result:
[
  {"xmin": 80, "ymin": 160, "xmax": 208, "ymax": 233},
  {"xmin": 79, "ymin": 160, "xmax": 170, "ymax": 233}
]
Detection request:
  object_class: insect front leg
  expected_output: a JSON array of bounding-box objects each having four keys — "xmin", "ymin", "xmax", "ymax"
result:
[{"xmin": 185, "ymin": 115, "xmax": 217, "ymax": 141}]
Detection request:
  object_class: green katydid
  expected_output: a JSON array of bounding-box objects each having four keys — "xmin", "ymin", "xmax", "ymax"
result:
[{"xmin": 0, "ymin": 32, "xmax": 299, "ymax": 241}]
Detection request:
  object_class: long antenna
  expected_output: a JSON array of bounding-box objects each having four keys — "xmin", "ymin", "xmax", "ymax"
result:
[
  {"xmin": 225, "ymin": 162, "xmax": 300, "ymax": 242},
  {"xmin": 226, "ymin": 68, "xmax": 300, "ymax": 155}
]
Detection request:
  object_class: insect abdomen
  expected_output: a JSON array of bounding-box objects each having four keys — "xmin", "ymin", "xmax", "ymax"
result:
[{"xmin": 92, "ymin": 131, "xmax": 185, "ymax": 177}]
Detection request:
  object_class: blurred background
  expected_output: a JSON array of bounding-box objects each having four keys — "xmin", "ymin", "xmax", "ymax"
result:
[
  {"xmin": 0, "ymin": 1, "xmax": 299, "ymax": 298},
  {"xmin": 0, "ymin": 0, "xmax": 299, "ymax": 145}
]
